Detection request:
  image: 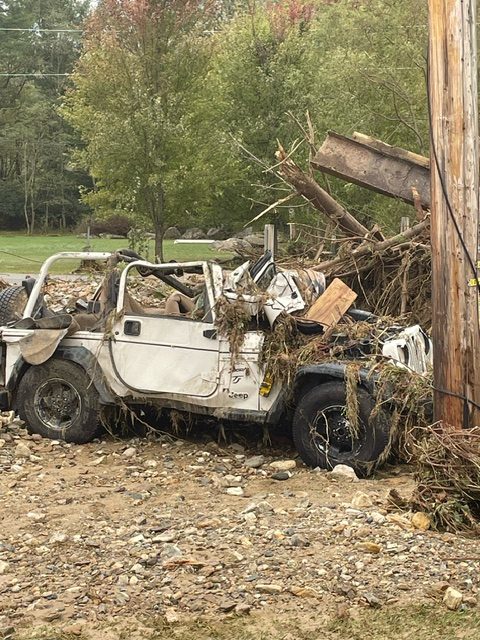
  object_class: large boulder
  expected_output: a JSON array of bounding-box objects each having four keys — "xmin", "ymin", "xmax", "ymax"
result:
[
  {"xmin": 242, "ymin": 234, "xmax": 264, "ymax": 247},
  {"xmin": 212, "ymin": 238, "xmax": 253, "ymax": 254},
  {"xmin": 235, "ymin": 226, "xmax": 253, "ymax": 239},
  {"xmin": 164, "ymin": 226, "xmax": 182, "ymax": 240},
  {"xmin": 206, "ymin": 227, "xmax": 228, "ymax": 240},
  {"xmin": 182, "ymin": 227, "xmax": 206, "ymax": 240}
]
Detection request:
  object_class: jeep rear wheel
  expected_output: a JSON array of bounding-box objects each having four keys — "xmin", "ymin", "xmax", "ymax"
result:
[
  {"xmin": 17, "ymin": 359, "xmax": 101, "ymax": 443},
  {"xmin": 292, "ymin": 381, "xmax": 390, "ymax": 476}
]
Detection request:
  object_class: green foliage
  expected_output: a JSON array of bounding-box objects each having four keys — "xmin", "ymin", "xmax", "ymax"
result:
[
  {"xmin": 0, "ymin": 0, "xmax": 91, "ymax": 233},
  {"xmin": 62, "ymin": 0, "xmax": 217, "ymax": 259},
  {"xmin": 193, "ymin": 0, "xmax": 429, "ymax": 233}
]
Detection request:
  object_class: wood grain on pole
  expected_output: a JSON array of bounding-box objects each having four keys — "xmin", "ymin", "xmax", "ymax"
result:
[{"xmin": 428, "ymin": 0, "xmax": 480, "ymax": 427}]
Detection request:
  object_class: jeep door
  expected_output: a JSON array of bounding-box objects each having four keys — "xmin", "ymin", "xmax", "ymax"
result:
[{"xmin": 108, "ymin": 262, "xmax": 221, "ymax": 397}]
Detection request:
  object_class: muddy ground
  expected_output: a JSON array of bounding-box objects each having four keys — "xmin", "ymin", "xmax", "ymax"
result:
[{"xmin": 1, "ymin": 418, "xmax": 480, "ymax": 640}]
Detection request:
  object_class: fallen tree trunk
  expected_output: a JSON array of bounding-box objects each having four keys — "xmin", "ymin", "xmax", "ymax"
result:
[
  {"xmin": 276, "ymin": 146, "xmax": 382, "ymax": 240},
  {"xmin": 311, "ymin": 218, "xmax": 430, "ymax": 273}
]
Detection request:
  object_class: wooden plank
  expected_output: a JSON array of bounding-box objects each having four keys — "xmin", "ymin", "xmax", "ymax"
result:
[
  {"xmin": 311, "ymin": 131, "xmax": 431, "ymax": 208},
  {"xmin": 305, "ymin": 278, "xmax": 357, "ymax": 328}
]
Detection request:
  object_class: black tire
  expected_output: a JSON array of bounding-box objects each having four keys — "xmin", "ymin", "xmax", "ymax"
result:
[
  {"xmin": 0, "ymin": 287, "xmax": 28, "ymax": 325},
  {"xmin": 295, "ymin": 318, "xmax": 324, "ymax": 335},
  {"xmin": 17, "ymin": 359, "xmax": 100, "ymax": 443},
  {"xmin": 292, "ymin": 380, "xmax": 390, "ymax": 475}
]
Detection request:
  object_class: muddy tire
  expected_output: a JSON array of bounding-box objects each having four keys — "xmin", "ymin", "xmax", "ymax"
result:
[
  {"xmin": 0, "ymin": 287, "xmax": 28, "ymax": 325},
  {"xmin": 17, "ymin": 359, "xmax": 100, "ymax": 443},
  {"xmin": 292, "ymin": 381, "xmax": 390, "ymax": 476}
]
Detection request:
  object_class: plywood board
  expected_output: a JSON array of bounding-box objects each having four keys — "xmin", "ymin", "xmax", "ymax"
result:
[{"xmin": 305, "ymin": 278, "xmax": 357, "ymax": 328}]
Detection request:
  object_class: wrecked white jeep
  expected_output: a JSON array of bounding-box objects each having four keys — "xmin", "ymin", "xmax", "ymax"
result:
[{"xmin": 0, "ymin": 250, "xmax": 431, "ymax": 474}]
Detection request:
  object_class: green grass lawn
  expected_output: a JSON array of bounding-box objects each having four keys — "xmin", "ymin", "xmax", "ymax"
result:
[{"xmin": 0, "ymin": 234, "xmax": 231, "ymax": 275}]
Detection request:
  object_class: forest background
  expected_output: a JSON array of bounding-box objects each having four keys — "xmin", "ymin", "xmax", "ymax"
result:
[{"xmin": 0, "ymin": 0, "xmax": 428, "ymax": 258}]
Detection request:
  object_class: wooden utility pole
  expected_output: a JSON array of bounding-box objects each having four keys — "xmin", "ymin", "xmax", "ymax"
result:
[{"xmin": 428, "ymin": 0, "xmax": 480, "ymax": 427}]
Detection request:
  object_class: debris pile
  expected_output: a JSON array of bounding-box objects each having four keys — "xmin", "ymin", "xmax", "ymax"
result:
[
  {"xmin": 276, "ymin": 143, "xmax": 431, "ymax": 325},
  {"xmin": 409, "ymin": 424, "xmax": 480, "ymax": 532}
]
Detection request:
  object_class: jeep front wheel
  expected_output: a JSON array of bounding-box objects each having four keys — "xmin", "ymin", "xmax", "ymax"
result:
[
  {"xmin": 292, "ymin": 381, "xmax": 390, "ymax": 476},
  {"xmin": 17, "ymin": 359, "xmax": 101, "ymax": 443}
]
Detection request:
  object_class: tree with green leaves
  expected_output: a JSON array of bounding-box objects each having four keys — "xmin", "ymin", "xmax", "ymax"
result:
[
  {"xmin": 63, "ymin": 0, "xmax": 218, "ymax": 259},
  {"xmin": 0, "ymin": 0, "xmax": 90, "ymax": 233}
]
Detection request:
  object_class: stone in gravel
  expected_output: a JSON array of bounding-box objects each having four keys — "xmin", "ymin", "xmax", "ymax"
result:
[
  {"xmin": 256, "ymin": 583, "xmax": 282, "ymax": 594},
  {"xmin": 165, "ymin": 608, "xmax": 179, "ymax": 623},
  {"xmin": 369, "ymin": 511, "xmax": 386, "ymax": 525},
  {"xmin": 351, "ymin": 492, "xmax": 373, "ymax": 508},
  {"xmin": 269, "ymin": 460, "xmax": 296, "ymax": 471},
  {"xmin": 290, "ymin": 586, "xmax": 319, "ymax": 598},
  {"xmin": 153, "ymin": 532, "xmax": 176, "ymax": 543},
  {"xmin": 330, "ymin": 464, "xmax": 358, "ymax": 481},
  {"xmin": 235, "ymin": 603, "xmax": 251, "ymax": 615},
  {"xmin": 356, "ymin": 542, "xmax": 382, "ymax": 554},
  {"xmin": 444, "ymin": 587, "xmax": 463, "ymax": 610},
  {"xmin": 272, "ymin": 471, "xmax": 290, "ymax": 481},
  {"xmin": 289, "ymin": 534, "xmax": 309, "ymax": 548},
  {"xmin": 226, "ymin": 487, "xmax": 244, "ymax": 496},
  {"xmin": 244, "ymin": 455, "xmax": 265, "ymax": 469},
  {"xmin": 144, "ymin": 459, "xmax": 157, "ymax": 468},
  {"xmin": 219, "ymin": 601, "xmax": 236, "ymax": 612},
  {"xmin": 14, "ymin": 442, "xmax": 31, "ymax": 458},
  {"xmin": 0, "ymin": 560, "xmax": 9, "ymax": 575},
  {"xmin": 243, "ymin": 512, "xmax": 257, "ymax": 524},
  {"xmin": 122, "ymin": 447, "xmax": 136, "ymax": 458},
  {"xmin": 411, "ymin": 512, "xmax": 431, "ymax": 531},
  {"xmin": 64, "ymin": 623, "xmax": 83, "ymax": 636},
  {"xmin": 161, "ymin": 544, "xmax": 182, "ymax": 559},
  {"xmin": 49, "ymin": 531, "xmax": 68, "ymax": 544},
  {"xmin": 27, "ymin": 511, "xmax": 46, "ymax": 522}
]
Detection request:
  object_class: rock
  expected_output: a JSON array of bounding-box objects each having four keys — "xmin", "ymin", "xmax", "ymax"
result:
[
  {"xmin": 243, "ymin": 234, "xmax": 264, "ymax": 247},
  {"xmin": 235, "ymin": 603, "xmax": 251, "ymax": 615},
  {"xmin": 122, "ymin": 447, "xmax": 137, "ymax": 458},
  {"xmin": 369, "ymin": 511, "xmax": 386, "ymax": 525},
  {"xmin": 182, "ymin": 227, "xmax": 206, "ymax": 240},
  {"xmin": 243, "ymin": 512, "xmax": 257, "ymax": 525},
  {"xmin": 164, "ymin": 226, "xmax": 182, "ymax": 240},
  {"xmin": 289, "ymin": 534, "xmax": 309, "ymax": 548},
  {"xmin": 226, "ymin": 487, "xmax": 244, "ymax": 496},
  {"xmin": 411, "ymin": 512, "xmax": 431, "ymax": 531},
  {"xmin": 272, "ymin": 471, "xmax": 290, "ymax": 481},
  {"xmin": 244, "ymin": 455, "xmax": 265, "ymax": 469},
  {"xmin": 164, "ymin": 608, "xmax": 179, "ymax": 623},
  {"xmin": 256, "ymin": 583, "xmax": 283, "ymax": 594},
  {"xmin": 290, "ymin": 586, "xmax": 319, "ymax": 598},
  {"xmin": 49, "ymin": 532, "xmax": 68, "ymax": 544},
  {"xmin": 161, "ymin": 544, "xmax": 182, "ymax": 559},
  {"xmin": 330, "ymin": 464, "xmax": 358, "ymax": 481},
  {"xmin": 206, "ymin": 227, "xmax": 228, "ymax": 240},
  {"xmin": 27, "ymin": 511, "xmax": 46, "ymax": 522},
  {"xmin": 356, "ymin": 542, "xmax": 382, "ymax": 554},
  {"xmin": 269, "ymin": 460, "xmax": 296, "ymax": 472},
  {"xmin": 351, "ymin": 492, "xmax": 373, "ymax": 509},
  {"xmin": 212, "ymin": 238, "xmax": 253, "ymax": 254},
  {"xmin": 0, "ymin": 560, "xmax": 9, "ymax": 575},
  {"xmin": 444, "ymin": 587, "xmax": 463, "ymax": 610},
  {"xmin": 63, "ymin": 623, "xmax": 84, "ymax": 636},
  {"xmin": 14, "ymin": 442, "xmax": 31, "ymax": 459},
  {"xmin": 219, "ymin": 600, "xmax": 236, "ymax": 612}
]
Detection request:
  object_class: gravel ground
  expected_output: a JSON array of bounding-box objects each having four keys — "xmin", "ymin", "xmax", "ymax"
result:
[{"xmin": 0, "ymin": 418, "xmax": 479, "ymax": 639}]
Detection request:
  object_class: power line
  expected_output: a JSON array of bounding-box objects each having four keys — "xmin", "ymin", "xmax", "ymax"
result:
[
  {"xmin": 0, "ymin": 28, "xmax": 83, "ymax": 32},
  {"xmin": 0, "ymin": 73, "xmax": 71, "ymax": 76}
]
